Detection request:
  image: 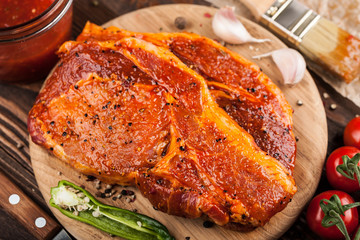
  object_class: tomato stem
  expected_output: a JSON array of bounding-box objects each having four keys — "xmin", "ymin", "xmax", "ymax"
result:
[
  {"xmin": 354, "ymin": 227, "xmax": 360, "ymax": 240},
  {"xmin": 355, "ymin": 163, "xmax": 360, "ymax": 187},
  {"xmin": 336, "ymin": 153, "xmax": 360, "ymax": 187},
  {"xmin": 320, "ymin": 194, "xmax": 360, "ymax": 240},
  {"xmin": 321, "ymin": 209, "xmax": 350, "ymax": 240},
  {"xmin": 333, "ymin": 210, "xmax": 350, "ymax": 240}
]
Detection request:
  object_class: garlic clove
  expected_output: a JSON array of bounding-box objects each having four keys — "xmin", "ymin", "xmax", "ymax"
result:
[
  {"xmin": 212, "ymin": 6, "xmax": 270, "ymax": 44},
  {"xmin": 253, "ymin": 48, "xmax": 306, "ymax": 85}
]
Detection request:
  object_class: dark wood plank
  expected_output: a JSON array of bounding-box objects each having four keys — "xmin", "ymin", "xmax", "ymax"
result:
[
  {"xmin": 0, "ymin": 170, "xmax": 61, "ymax": 239},
  {"xmin": 0, "ymin": 84, "xmax": 46, "ymax": 205},
  {"xmin": 0, "ymin": 208, "xmax": 35, "ymax": 240},
  {"xmin": 0, "ymin": 84, "xmax": 51, "ymax": 240}
]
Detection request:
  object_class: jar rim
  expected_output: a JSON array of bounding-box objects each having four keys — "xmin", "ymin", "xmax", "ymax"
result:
[{"xmin": 0, "ymin": 0, "xmax": 73, "ymax": 42}]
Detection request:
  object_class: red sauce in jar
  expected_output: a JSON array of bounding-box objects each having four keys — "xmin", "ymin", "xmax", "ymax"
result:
[
  {"xmin": 0, "ymin": 0, "xmax": 73, "ymax": 83},
  {"xmin": 0, "ymin": 0, "xmax": 55, "ymax": 28}
]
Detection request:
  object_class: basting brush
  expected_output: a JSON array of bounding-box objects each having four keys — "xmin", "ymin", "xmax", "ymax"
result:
[{"xmin": 237, "ymin": 0, "xmax": 360, "ymax": 83}]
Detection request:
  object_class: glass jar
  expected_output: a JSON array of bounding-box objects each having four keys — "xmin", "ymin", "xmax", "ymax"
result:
[{"xmin": 0, "ymin": 0, "xmax": 73, "ymax": 83}]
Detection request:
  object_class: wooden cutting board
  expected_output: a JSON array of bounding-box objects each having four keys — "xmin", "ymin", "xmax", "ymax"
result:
[{"xmin": 30, "ymin": 4, "xmax": 328, "ymax": 240}]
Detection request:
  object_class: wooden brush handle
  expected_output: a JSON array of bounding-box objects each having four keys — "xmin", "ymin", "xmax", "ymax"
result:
[
  {"xmin": 238, "ymin": 0, "xmax": 275, "ymax": 20},
  {"xmin": 0, "ymin": 171, "xmax": 60, "ymax": 239}
]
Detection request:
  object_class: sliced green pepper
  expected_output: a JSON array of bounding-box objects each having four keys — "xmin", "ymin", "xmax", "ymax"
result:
[{"xmin": 50, "ymin": 180, "xmax": 174, "ymax": 240}]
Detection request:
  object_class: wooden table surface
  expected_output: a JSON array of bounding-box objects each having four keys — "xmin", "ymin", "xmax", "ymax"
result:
[{"xmin": 1, "ymin": 0, "xmax": 359, "ymax": 239}]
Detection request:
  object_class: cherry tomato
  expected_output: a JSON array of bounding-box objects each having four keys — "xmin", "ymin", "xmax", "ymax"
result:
[
  {"xmin": 326, "ymin": 146, "xmax": 360, "ymax": 192},
  {"xmin": 344, "ymin": 117, "xmax": 360, "ymax": 149},
  {"xmin": 306, "ymin": 190, "xmax": 358, "ymax": 239}
]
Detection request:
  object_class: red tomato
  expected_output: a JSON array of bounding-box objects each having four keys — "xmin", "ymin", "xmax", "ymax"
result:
[
  {"xmin": 306, "ymin": 190, "xmax": 358, "ymax": 239},
  {"xmin": 344, "ymin": 117, "xmax": 360, "ymax": 149},
  {"xmin": 326, "ymin": 146, "xmax": 360, "ymax": 192}
]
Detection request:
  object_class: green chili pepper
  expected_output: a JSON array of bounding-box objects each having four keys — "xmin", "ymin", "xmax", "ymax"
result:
[{"xmin": 50, "ymin": 180, "xmax": 174, "ymax": 240}]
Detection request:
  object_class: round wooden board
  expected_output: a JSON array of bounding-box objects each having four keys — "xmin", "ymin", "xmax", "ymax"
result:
[{"xmin": 30, "ymin": 4, "xmax": 328, "ymax": 240}]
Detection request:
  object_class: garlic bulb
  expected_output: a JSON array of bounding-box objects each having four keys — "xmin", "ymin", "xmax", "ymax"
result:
[
  {"xmin": 253, "ymin": 48, "xmax": 306, "ymax": 85},
  {"xmin": 212, "ymin": 6, "xmax": 270, "ymax": 44}
]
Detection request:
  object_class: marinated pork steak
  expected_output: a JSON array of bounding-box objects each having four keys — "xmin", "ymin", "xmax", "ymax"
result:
[
  {"xmin": 28, "ymin": 24, "xmax": 297, "ymax": 230},
  {"xmin": 77, "ymin": 22, "xmax": 296, "ymax": 175}
]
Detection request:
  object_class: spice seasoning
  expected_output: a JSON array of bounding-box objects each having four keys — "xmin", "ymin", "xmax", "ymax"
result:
[
  {"xmin": 174, "ymin": 17, "xmax": 187, "ymax": 30},
  {"xmin": 203, "ymin": 221, "xmax": 214, "ymax": 228}
]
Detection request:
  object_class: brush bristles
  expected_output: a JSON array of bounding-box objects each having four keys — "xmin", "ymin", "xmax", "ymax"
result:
[{"xmin": 299, "ymin": 18, "xmax": 360, "ymax": 83}]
